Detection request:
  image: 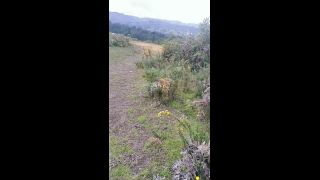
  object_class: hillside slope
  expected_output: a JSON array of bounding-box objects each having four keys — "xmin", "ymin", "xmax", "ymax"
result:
[{"xmin": 109, "ymin": 12, "xmax": 199, "ymax": 35}]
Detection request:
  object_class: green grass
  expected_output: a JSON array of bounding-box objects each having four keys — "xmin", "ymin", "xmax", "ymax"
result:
[
  {"xmin": 136, "ymin": 161, "xmax": 158, "ymax": 179},
  {"xmin": 187, "ymin": 119, "xmax": 210, "ymax": 143},
  {"xmin": 133, "ymin": 103, "xmax": 208, "ymax": 179},
  {"xmin": 110, "ymin": 164, "xmax": 133, "ymax": 179},
  {"xmin": 134, "ymin": 114, "xmax": 184, "ymax": 179},
  {"xmin": 170, "ymin": 100, "xmax": 181, "ymax": 109},
  {"xmin": 143, "ymin": 120, "xmax": 184, "ymax": 178},
  {"xmin": 181, "ymin": 91, "xmax": 198, "ymax": 99},
  {"xmin": 143, "ymin": 68, "xmax": 161, "ymax": 82},
  {"xmin": 109, "ymin": 136, "xmax": 134, "ymax": 179},
  {"xmin": 170, "ymin": 99, "xmax": 197, "ymax": 119},
  {"xmin": 135, "ymin": 160, "xmax": 171, "ymax": 179},
  {"xmin": 136, "ymin": 112, "xmax": 153, "ymax": 130},
  {"xmin": 109, "ymin": 136, "xmax": 133, "ymax": 158},
  {"xmin": 137, "ymin": 115, "xmax": 147, "ymax": 124},
  {"xmin": 163, "ymin": 136, "xmax": 183, "ymax": 165}
]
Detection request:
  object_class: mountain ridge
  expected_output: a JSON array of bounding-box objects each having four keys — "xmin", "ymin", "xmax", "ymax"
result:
[{"xmin": 109, "ymin": 11, "xmax": 199, "ymax": 35}]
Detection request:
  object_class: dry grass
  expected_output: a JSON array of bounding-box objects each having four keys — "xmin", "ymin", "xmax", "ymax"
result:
[{"xmin": 130, "ymin": 40, "xmax": 164, "ymax": 54}]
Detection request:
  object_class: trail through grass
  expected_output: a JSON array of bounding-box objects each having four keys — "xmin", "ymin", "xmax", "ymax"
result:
[{"xmin": 109, "ymin": 41, "xmax": 207, "ymax": 179}]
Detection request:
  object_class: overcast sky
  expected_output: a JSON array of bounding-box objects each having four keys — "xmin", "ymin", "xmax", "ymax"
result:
[{"xmin": 109, "ymin": 0, "xmax": 210, "ymax": 24}]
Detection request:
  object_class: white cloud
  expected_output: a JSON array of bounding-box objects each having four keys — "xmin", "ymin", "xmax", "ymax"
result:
[{"xmin": 109, "ymin": 0, "xmax": 210, "ymax": 24}]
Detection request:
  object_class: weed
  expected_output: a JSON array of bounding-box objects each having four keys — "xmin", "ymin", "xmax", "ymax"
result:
[
  {"xmin": 137, "ymin": 115, "xmax": 147, "ymax": 124},
  {"xmin": 135, "ymin": 61, "xmax": 144, "ymax": 69}
]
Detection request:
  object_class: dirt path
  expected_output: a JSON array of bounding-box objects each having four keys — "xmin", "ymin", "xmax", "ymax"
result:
[{"xmin": 109, "ymin": 42, "xmax": 180, "ymax": 179}]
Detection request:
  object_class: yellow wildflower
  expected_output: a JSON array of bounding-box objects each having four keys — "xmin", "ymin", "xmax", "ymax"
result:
[
  {"xmin": 157, "ymin": 111, "xmax": 164, "ymax": 117},
  {"xmin": 157, "ymin": 110, "xmax": 171, "ymax": 118},
  {"xmin": 162, "ymin": 110, "xmax": 170, "ymax": 116},
  {"xmin": 196, "ymin": 176, "xmax": 200, "ymax": 180}
]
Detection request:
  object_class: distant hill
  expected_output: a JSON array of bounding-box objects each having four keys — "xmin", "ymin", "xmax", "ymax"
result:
[
  {"xmin": 109, "ymin": 21, "xmax": 168, "ymax": 43},
  {"xmin": 109, "ymin": 12, "xmax": 199, "ymax": 35}
]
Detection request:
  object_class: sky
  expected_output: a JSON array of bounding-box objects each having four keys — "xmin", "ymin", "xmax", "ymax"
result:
[{"xmin": 109, "ymin": 0, "xmax": 210, "ymax": 24}]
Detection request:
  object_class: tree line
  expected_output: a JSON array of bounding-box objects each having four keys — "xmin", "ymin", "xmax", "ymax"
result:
[{"xmin": 109, "ymin": 21, "xmax": 168, "ymax": 43}]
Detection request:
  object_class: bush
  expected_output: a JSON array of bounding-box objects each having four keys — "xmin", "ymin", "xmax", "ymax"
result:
[
  {"xmin": 162, "ymin": 41, "xmax": 181, "ymax": 61},
  {"xmin": 160, "ymin": 18, "xmax": 210, "ymax": 72},
  {"xmin": 148, "ymin": 81, "xmax": 162, "ymax": 99},
  {"xmin": 148, "ymin": 78, "xmax": 177, "ymax": 104},
  {"xmin": 172, "ymin": 142, "xmax": 210, "ymax": 180},
  {"xmin": 162, "ymin": 37, "xmax": 209, "ymax": 71},
  {"xmin": 109, "ymin": 33, "xmax": 130, "ymax": 47}
]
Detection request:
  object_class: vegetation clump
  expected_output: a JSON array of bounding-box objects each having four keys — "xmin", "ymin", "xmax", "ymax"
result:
[
  {"xmin": 172, "ymin": 142, "xmax": 210, "ymax": 180},
  {"xmin": 148, "ymin": 78, "xmax": 177, "ymax": 104},
  {"xmin": 109, "ymin": 33, "xmax": 130, "ymax": 47},
  {"xmin": 193, "ymin": 77, "xmax": 210, "ymax": 121}
]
